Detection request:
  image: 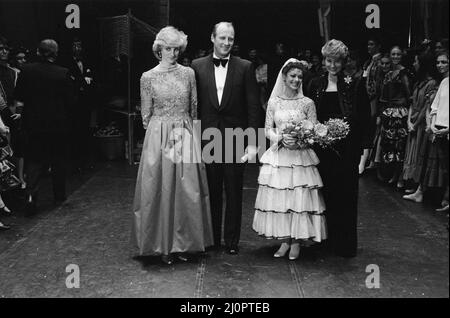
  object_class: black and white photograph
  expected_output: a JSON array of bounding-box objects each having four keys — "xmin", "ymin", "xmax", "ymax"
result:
[{"xmin": 0, "ymin": 0, "xmax": 448, "ymax": 301}]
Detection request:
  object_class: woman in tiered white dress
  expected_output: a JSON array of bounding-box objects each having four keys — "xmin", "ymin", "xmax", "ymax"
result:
[{"xmin": 252, "ymin": 59, "xmax": 327, "ymax": 260}]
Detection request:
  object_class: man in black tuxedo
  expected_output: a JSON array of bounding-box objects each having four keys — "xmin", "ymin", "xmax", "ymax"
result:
[
  {"xmin": 63, "ymin": 38, "xmax": 95, "ymax": 172},
  {"xmin": 191, "ymin": 22, "xmax": 261, "ymax": 254},
  {"xmin": 14, "ymin": 39, "xmax": 73, "ymax": 214}
]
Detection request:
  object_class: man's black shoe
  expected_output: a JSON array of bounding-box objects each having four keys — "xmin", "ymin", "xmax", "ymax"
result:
[
  {"xmin": 54, "ymin": 196, "xmax": 67, "ymax": 205},
  {"xmin": 226, "ymin": 246, "xmax": 239, "ymax": 255},
  {"xmin": 25, "ymin": 202, "xmax": 37, "ymax": 216},
  {"xmin": 336, "ymin": 251, "xmax": 357, "ymax": 258}
]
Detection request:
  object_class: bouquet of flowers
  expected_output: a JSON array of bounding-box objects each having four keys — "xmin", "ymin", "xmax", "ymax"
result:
[
  {"xmin": 313, "ymin": 118, "xmax": 350, "ymax": 148},
  {"xmin": 277, "ymin": 118, "xmax": 350, "ymax": 150},
  {"xmin": 277, "ymin": 119, "xmax": 316, "ymax": 150}
]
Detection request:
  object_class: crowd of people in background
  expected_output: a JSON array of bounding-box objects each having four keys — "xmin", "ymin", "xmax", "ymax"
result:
[
  {"xmin": 179, "ymin": 36, "xmax": 449, "ymax": 216},
  {"xmin": 0, "ymin": 31, "xmax": 448, "ymax": 231},
  {"xmin": 0, "ymin": 35, "xmax": 94, "ymax": 230}
]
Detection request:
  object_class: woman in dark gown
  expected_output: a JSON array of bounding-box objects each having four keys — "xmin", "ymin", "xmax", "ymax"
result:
[{"xmin": 306, "ymin": 39, "xmax": 371, "ymax": 257}]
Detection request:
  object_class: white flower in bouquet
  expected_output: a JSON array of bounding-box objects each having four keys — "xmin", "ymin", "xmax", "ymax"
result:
[
  {"xmin": 301, "ymin": 120, "xmax": 314, "ymax": 131},
  {"xmin": 314, "ymin": 123, "xmax": 328, "ymax": 137}
]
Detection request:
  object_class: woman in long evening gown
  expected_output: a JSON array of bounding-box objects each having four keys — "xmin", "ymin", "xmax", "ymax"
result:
[
  {"xmin": 132, "ymin": 26, "xmax": 213, "ymax": 264},
  {"xmin": 252, "ymin": 58, "xmax": 327, "ymax": 260}
]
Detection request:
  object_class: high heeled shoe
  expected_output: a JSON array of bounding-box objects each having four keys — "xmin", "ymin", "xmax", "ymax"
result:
[
  {"xmin": 0, "ymin": 222, "xmax": 10, "ymax": 230},
  {"xmin": 161, "ymin": 254, "xmax": 174, "ymax": 265},
  {"xmin": 273, "ymin": 243, "xmax": 290, "ymax": 258},
  {"xmin": 176, "ymin": 254, "xmax": 189, "ymax": 262},
  {"xmin": 388, "ymin": 176, "xmax": 398, "ymax": 185},
  {"xmin": 0, "ymin": 205, "xmax": 12, "ymax": 216},
  {"xmin": 289, "ymin": 244, "xmax": 300, "ymax": 260}
]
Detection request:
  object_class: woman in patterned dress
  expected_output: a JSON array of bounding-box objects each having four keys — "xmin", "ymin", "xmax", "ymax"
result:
[
  {"xmin": 252, "ymin": 58, "xmax": 327, "ymax": 260},
  {"xmin": 377, "ymin": 46, "xmax": 411, "ymax": 188},
  {"xmin": 132, "ymin": 27, "xmax": 213, "ymax": 264}
]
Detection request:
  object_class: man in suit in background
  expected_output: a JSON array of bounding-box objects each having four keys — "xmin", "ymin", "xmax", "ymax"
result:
[
  {"xmin": 63, "ymin": 38, "xmax": 95, "ymax": 172},
  {"xmin": 14, "ymin": 39, "xmax": 73, "ymax": 214},
  {"xmin": 191, "ymin": 22, "xmax": 261, "ymax": 255}
]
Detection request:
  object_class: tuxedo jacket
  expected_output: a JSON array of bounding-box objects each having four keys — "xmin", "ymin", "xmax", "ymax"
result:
[
  {"xmin": 63, "ymin": 56, "xmax": 94, "ymax": 94},
  {"xmin": 191, "ymin": 54, "xmax": 261, "ymax": 141},
  {"xmin": 14, "ymin": 61, "xmax": 73, "ymax": 133}
]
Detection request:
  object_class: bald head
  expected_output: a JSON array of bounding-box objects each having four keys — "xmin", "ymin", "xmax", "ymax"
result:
[
  {"xmin": 38, "ymin": 39, "xmax": 58, "ymax": 60},
  {"xmin": 211, "ymin": 22, "xmax": 235, "ymax": 58},
  {"xmin": 212, "ymin": 22, "xmax": 234, "ymax": 38}
]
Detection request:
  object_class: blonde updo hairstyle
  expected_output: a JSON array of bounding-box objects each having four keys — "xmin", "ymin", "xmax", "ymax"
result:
[
  {"xmin": 152, "ymin": 26, "xmax": 188, "ymax": 61},
  {"xmin": 321, "ymin": 39, "xmax": 349, "ymax": 63}
]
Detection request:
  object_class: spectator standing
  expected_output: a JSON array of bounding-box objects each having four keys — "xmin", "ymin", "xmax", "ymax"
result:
[
  {"xmin": 62, "ymin": 38, "xmax": 95, "ymax": 172},
  {"xmin": 14, "ymin": 39, "xmax": 73, "ymax": 214}
]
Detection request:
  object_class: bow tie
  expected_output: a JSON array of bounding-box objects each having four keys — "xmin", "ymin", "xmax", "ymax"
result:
[{"xmin": 213, "ymin": 58, "xmax": 228, "ymax": 67}]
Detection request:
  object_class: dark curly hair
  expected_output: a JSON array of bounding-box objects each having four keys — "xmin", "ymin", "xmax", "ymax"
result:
[
  {"xmin": 281, "ymin": 61, "xmax": 306, "ymax": 76},
  {"xmin": 436, "ymin": 50, "xmax": 449, "ymax": 61},
  {"xmin": 0, "ymin": 35, "xmax": 9, "ymax": 48},
  {"xmin": 416, "ymin": 52, "xmax": 438, "ymax": 82}
]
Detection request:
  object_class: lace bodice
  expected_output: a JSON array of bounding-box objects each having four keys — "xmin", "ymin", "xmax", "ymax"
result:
[
  {"xmin": 140, "ymin": 64, "xmax": 197, "ymax": 128},
  {"xmin": 265, "ymin": 96, "xmax": 317, "ymax": 142}
]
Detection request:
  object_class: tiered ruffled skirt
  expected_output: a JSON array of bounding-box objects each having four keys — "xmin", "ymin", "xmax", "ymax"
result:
[{"xmin": 252, "ymin": 145, "xmax": 327, "ymax": 242}]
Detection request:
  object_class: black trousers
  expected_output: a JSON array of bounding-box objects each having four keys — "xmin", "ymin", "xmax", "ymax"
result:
[
  {"xmin": 206, "ymin": 162, "xmax": 245, "ymax": 248},
  {"xmin": 25, "ymin": 132, "xmax": 68, "ymax": 201},
  {"xmin": 316, "ymin": 145, "xmax": 360, "ymax": 257},
  {"xmin": 70, "ymin": 93, "xmax": 92, "ymax": 168}
]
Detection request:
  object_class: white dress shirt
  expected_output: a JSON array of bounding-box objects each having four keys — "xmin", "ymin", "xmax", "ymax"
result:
[
  {"xmin": 74, "ymin": 57, "xmax": 83, "ymax": 74},
  {"xmin": 213, "ymin": 54, "xmax": 230, "ymax": 105},
  {"xmin": 430, "ymin": 77, "xmax": 449, "ymax": 128}
]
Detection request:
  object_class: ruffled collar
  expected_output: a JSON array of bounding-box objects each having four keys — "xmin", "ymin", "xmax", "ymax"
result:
[{"xmin": 155, "ymin": 62, "xmax": 180, "ymax": 72}]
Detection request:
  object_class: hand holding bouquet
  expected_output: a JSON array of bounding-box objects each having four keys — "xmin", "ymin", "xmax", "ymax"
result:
[{"xmin": 278, "ymin": 120, "xmax": 316, "ymax": 150}]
